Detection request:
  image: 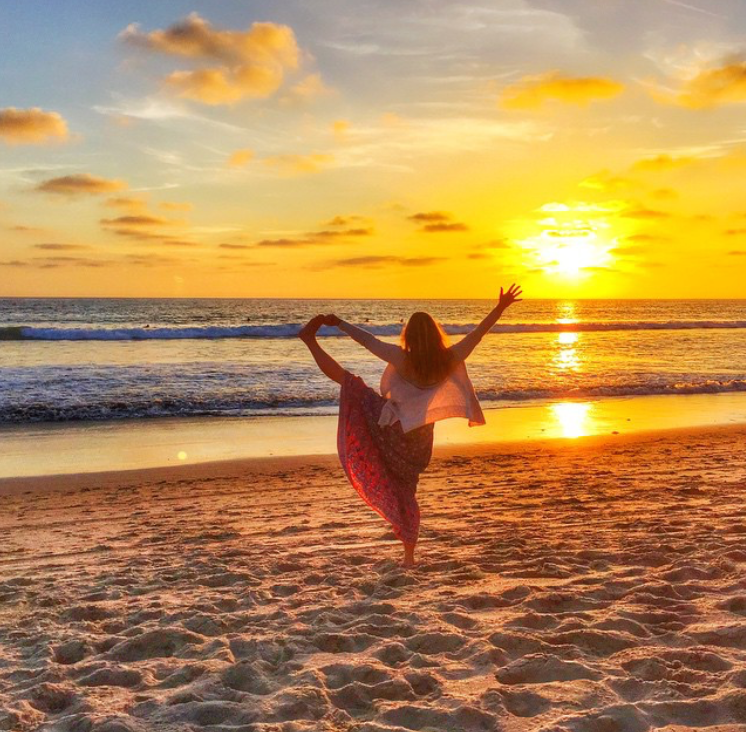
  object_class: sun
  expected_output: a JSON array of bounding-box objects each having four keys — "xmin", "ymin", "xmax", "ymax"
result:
[
  {"xmin": 549, "ymin": 237, "xmax": 606, "ymax": 276},
  {"xmin": 519, "ymin": 228, "xmax": 613, "ymax": 278},
  {"xmin": 514, "ymin": 202, "xmax": 621, "ymax": 279}
]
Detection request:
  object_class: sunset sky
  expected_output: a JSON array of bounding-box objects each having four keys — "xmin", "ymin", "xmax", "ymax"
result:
[{"xmin": 3, "ymin": 0, "xmax": 746, "ymax": 298}]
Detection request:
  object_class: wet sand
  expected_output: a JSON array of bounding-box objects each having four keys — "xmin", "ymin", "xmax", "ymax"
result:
[
  {"xmin": 3, "ymin": 392, "xmax": 746, "ymax": 479},
  {"xmin": 2, "ymin": 425, "xmax": 746, "ymax": 731}
]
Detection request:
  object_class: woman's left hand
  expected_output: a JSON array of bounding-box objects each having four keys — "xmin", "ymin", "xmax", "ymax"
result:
[
  {"xmin": 498, "ymin": 284, "xmax": 523, "ymax": 310},
  {"xmin": 323, "ymin": 313, "xmax": 341, "ymax": 327}
]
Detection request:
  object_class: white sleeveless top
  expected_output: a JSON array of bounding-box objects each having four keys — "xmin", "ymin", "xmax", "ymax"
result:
[{"xmin": 378, "ymin": 360, "xmax": 486, "ymax": 433}]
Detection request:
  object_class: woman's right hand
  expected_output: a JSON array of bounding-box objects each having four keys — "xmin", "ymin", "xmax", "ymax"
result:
[
  {"xmin": 498, "ymin": 284, "xmax": 523, "ymax": 311},
  {"xmin": 323, "ymin": 313, "xmax": 341, "ymax": 327}
]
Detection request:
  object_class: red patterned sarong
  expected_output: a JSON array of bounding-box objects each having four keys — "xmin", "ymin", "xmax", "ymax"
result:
[{"xmin": 337, "ymin": 372, "xmax": 434, "ymax": 545}]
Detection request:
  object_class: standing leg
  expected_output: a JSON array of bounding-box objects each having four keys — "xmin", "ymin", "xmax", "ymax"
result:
[
  {"xmin": 299, "ymin": 315, "xmax": 346, "ymax": 385},
  {"xmin": 403, "ymin": 543, "xmax": 416, "ymax": 567}
]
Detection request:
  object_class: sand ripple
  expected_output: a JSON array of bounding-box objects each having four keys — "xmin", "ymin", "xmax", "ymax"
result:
[{"xmin": 2, "ymin": 427, "xmax": 746, "ymax": 730}]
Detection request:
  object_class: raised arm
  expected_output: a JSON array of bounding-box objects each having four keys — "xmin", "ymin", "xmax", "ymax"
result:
[
  {"xmin": 450, "ymin": 284, "xmax": 522, "ymax": 362},
  {"xmin": 330, "ymin": 315, "xmax": 405, "ymax": 368}
]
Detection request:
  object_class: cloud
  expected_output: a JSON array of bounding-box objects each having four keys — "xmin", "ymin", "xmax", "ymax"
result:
[
  {"xmin": 581, "ymin": 266, "xmax": 617, "ymax": 273},
  {"xmin": 313, "ymin": 227, "xmax": 373, "ymax": 239},
  {"xmin": 421, "ymin": 222, "xmax": 469, "ymax": 233},
  {"xmin": 622, "ymin": 206, "xmax": 671, "ymax": 219},
  {"xmin": 580, "ymin": 171, "xmax": 632, "ymax": 191},
  {"xmin": 500, "ymin": 71, "xmax": 624, "ymax": 109},
  {"xmin": 408, "ymin": 211, "xmax": 450, "ymax": 223},
  {"xmin": 626, "ymin": 233, "xmax": 670, "ymax": 243},
  {"xmin": 247, "ymin": 216, "xmax": 374, "ymax": 250},
  {"xmin": 264, "ymin": 153, "xmax": 334, "ymax": 175},
  {"xmin": 476, "ymin": 238, "xmax": 511, "ymax": 250},
  {"xmin": 399, "ymin": 257, "xmax": 446, "ymax": 266},
  {"xmin": 219, "ymin": 243, "xmax": 251, "ymax": 250},
  {"xmin": 160, "ymin": 240, "xmax": 199, "ymax": 247},
  {"xmin": 33, "ymin": 255, "xmax": 110, "ymax": 269},
  {"xmin": 631, "ymin": 154, "xmax": 693, "ymax": 172},
  {"xmin": 8, "ymin": 225, "xmax": 46, "ymax": 234},
  {"xmin": 650, "ymin": 187, "xmax": 679, "ymax": 200},
  {"xmin": 0, "ymin": 260, "xmax": 28, "ymax": 267},
  {"xmin": 254, "ymin": 238, "xmax": 309, "ymax": 248},
  {"xmin": 124, "ymin": 253, "xmax": 186, "ymax": 267},
  {"xmin": 331, "ymin": 255, "xmax": 446, "ymax": 267},
  {"xmin": 610, "ymin": 244, "xmax": 650, "ymax": 257},
  {"xmin": 101, "ymin": 215, "xmax": 175, "ymax": 228},
  {"xmin": 728, "ymin": 250, "xmax": 746, "ymax": 255},
  {"xmin": 0, "ymin": 107, "xmax": 70, "ymax": 145},
  {"xmin": 282, "ymin": 73, "xmax": 333, "ymax": 105},
  {"xmin": 121, "ymin": 14, "xmax": 300, "ymax": 105},
  {"xmin": 160, "ymin": 201, "xmax": 193, "ymax": 211},
  {"xmin": 100, "ymin": 209, "xmax": 185, "ymax": 242},
  {"xmin": 408, "ymin": 211, "xmax": 470, "ymax": 233},
  {"xmin": 105, "ymin": 196, "xmax": 148, "ymax": 211},
  {"xmin": 35, "ymin": 174, "xmax": 127, "ymax": 196},
  {"xmin": 725, "ymin": 228, "xmax": 746, "ymax": 236},
  {"xmin": 332, "ymin": 119, "xmax": 350, "ymax": 140},
  {"xmin": 253, "ymin": 228, "xmax": 371, "ymax": 248},
  {"xmin": 32, "ymin": 243, "xmax": 90, "ymax": 251},
  {"xmin": 658, "ymin": 56, "xmax": 746, "ymax": 109},
  {"xmin": 325, "ymin": 215, "xmax": 367, "ymax": 227},
  {"xmin": 227, "ymin": 149, "xmax": 254, "ymax": 168}
]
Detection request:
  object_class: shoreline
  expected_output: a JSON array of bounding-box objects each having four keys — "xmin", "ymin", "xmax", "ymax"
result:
[
  {"xmin": 2, "ymin": 391, "xmax": 746, "ymax": 481},
  {"xmin": 3, "ymin": 419, "xmax": 746, "ymax": 496}
]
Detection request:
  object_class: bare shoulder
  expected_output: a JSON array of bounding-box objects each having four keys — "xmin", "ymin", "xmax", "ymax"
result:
[
  {"xmin": 388, "ymin": 346, "xmax": 407, "ymax": 368},
  {"xmin": 447, "ymin": 341, "xmax": 468, "ymax": 362}
]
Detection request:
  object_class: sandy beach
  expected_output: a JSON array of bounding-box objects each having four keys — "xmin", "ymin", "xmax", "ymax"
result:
[{"xmin": 1, "ymin": 425, "xmax": 746, "ymax": 731}]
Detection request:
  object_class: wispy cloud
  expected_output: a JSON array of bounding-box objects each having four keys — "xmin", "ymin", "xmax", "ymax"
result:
[
  {"xmin": 227, "ymin": 149, "xmax": 254, "ymax": 168},
  {"xmin": 264, "ymin": 153, "xmax": 334, "ymax": 175},
  {"xmin": 35, "ymin": 174, "xmax": 127, "ymax": 196},
  {"xmin": 648, "ymin": 53, "xmax": 746, "ymax": 109},
  {"xmin": 407, "ymin": 211, "xmax": 469, "ymax": 233},
  {"xmin": 32, "ymin": 243, "xmax": 90, "ymax": 251},
  {"xmin": 500, "ymin": 72, "xmax": 624, "ymax": 109},
  {"xmin": 661, "ymin": 0, "xmax": 726, "ymax": 20},
  {"xmin": 330, "ymin": 255, "xmax": 447, "ymax": 267}
]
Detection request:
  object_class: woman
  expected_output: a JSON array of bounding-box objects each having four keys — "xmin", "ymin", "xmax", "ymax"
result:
[{"xmin": 298, "ymin": 284, "xmax": 522, "ymax": 566}]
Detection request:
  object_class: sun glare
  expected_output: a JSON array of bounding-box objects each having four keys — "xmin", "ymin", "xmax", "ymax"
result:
[
  {"xmin": 551, "ymin": 401, "xmax": 593, "ymax": 438},
  {"xmin": 515, "ymin": 202, "xmax": 620, "ymax": 280}
]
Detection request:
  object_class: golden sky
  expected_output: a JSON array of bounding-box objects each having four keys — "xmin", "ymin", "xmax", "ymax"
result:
[{"xmin": 2, "ymin": 0, "xmax": 746, "ymax": 298}]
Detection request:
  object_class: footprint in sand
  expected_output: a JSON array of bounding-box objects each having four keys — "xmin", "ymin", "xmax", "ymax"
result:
[
  {"xmin": 107, "ymin": 628, "xmax": 204, "ymax": 662},
  {"xmin": 496, "ymin": 653, "xmax": 601, "ymax": 684},
  {"xmin": 405, "ymin": 631, "xmax": 466, "ymax": 655},
  {"xmin": 720, "ymin": 596, "xmax": 746, "ymax": 616},
  {"xmin": 78, "ymin": 666, "xmax": 142, "ymax": 688},
  {"xmin": 53, "ymin": 639, "xmax": 89, "ymax": 665},
  {"xmin": 374, "ymin": 641, "xmax": 413, "ymax": 667}
]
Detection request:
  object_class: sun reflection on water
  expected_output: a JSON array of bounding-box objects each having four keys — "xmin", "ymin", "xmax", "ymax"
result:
[
  {"xmin": 555, "ymin": 301, "xmax": 577, "ymax": 324},
  {"xmin": 554, "ymin": 331, "xmax": 581, "ymax": 371}
]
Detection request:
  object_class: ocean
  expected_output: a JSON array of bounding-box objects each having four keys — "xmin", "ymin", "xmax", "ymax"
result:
[{"xmin": 2, "ymin": 298, "xmax": 746, "ymax": 425}]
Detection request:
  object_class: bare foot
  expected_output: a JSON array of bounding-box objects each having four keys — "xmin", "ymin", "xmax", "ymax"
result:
[
  {"xmin": 402, "ymin": 543, "xmax": 416, "ymax": 567},
  {"xmin": 298, "ymin": 315, "xmax": 323, "ymax": 344}
]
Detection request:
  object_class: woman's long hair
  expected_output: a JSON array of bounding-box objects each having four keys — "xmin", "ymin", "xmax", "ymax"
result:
[{"xmin": 400, "ymin": 312, "xmax": 454, "ymax": 385}]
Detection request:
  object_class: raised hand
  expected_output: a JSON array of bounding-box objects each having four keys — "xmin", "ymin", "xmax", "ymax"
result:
[{"xmin": 498, "ymin": 284, "xmax": 523, "ymax": 311}]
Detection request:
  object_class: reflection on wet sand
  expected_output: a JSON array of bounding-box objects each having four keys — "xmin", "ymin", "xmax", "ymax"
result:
[{"xmin": 550, "ymin": 401, "xmax": 593, "ymax": 438}]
